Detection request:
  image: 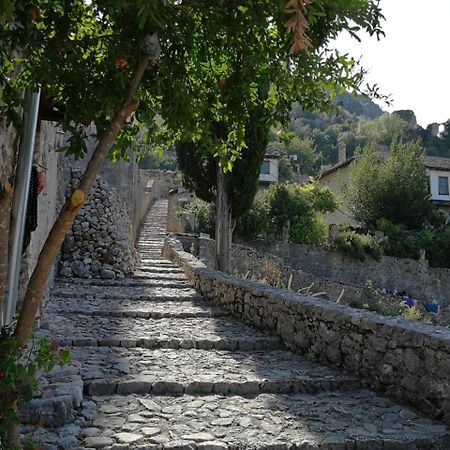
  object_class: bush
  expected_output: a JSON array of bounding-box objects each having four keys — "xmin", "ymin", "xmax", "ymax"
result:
[
  {"xmin": 347, "ymin": 141, "xmax": 433, "ymax": 231},
  {"xmin": 236, "ymin": 181, "xmax": 338, "ymax": 245},
  {"xmin": 178, "ymin": 200, "xmax": 215, "ymax": 236},
  {"xmin": 0, "ymin": 328, "xmax": 71, "ymax": 449},
  {"xmin": 333, "ymin": 226, "xmax": 383, "ymax": 261},
  {"xmin": 236, "ymin": 195, "xmax": 269, "ymax": 240},
  {"xmin": 289, "ymin": 213, "xmax": 328, "ymax": 245}
]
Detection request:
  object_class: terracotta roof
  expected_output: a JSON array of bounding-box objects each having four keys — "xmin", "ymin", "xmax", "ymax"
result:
[
  {"xmin": 318, "ymin": 156, "xmax": 355, "ymax": 179},
  {"xmin": 425, "ymin": 156, "xmax": 450, "ymax": 171},
  {"xmin": 319, "ymin": 153, "xmax": 450, "ymax": 179}
]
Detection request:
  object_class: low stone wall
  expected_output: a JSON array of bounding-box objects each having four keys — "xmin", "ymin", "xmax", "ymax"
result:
[
  {"xmin": 196, "ymin": 236, "xmax": 372, "ymax": 303},
  {"xmin": 163, "ymin": 236, "xmax": 450, "ymax": 426},
  {"xmin": 247, "ymin": 240, "xmax": 450, "ymax": 306}
]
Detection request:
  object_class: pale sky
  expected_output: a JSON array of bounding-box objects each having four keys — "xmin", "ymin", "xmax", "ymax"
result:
[{"xmin": 333, "ymin": 0, "xmax": 450, "ymax": 128}]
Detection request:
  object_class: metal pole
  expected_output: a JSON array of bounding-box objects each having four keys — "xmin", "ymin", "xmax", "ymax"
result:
[{"xmin": 2, "ymin": 89, "xmax": 41, "ymax": 327}]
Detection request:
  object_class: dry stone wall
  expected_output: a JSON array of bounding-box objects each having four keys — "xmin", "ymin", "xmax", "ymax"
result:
[
  {"xmin": 247, "ymin": 240, "xmax": 450, "ymax": 307},
  {"xmin": 163, "ymin": 236, "xmax": 450, "ymax": 426},
  {"xmin": 60, "ymin": 171, "xmax": 138, "ymax": 279}
]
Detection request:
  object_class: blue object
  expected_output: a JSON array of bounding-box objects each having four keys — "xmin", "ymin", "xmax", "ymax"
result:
[
  {"xmin": 403, "ymin": 297, "xmax": 415, "ymax": 308},
  {"xmin": 425, "ymin": 302, "xmax": 439, "ymax": 314}
]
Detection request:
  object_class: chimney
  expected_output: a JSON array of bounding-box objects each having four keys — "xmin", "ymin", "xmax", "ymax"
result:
[{"xmin": 338, "ymin": 139, "xmax": 347, "ymax": 164}]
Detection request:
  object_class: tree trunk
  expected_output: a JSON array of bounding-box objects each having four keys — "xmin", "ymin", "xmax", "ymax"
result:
[
  {"xmin": 215, "ymin": 164, "xmax": 234, "ymax": 273},
  {"xmin": 14, "ymin": 56, "xmax": 150, "ymax": 344}
]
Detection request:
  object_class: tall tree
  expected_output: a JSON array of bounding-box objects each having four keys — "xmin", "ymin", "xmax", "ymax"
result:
[
  {"xmin": 0, "ymin": 0, "xmax": 385, "ymax": 336},
  {"xmin": 160, "ymin": 0, "xmax": 385, "ymax": 271},
  {"xmin": 346, "ymin": 141, "xmax": 433, "ymax": 230},
  {"xmin": 176, "ymin": 102, "xmax": 270, "ymax": 272}
]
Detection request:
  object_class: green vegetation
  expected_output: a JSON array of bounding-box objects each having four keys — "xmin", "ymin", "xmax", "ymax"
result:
[
  {"xmin": 270, "ymin": 94, "xmax": 450, "ymax": 178},
  {"xmin": 238, "ymin": 181, "xmax": 338, "ymax": 245},
  {"xmin": 341, "ymin": 141, "xmax": 450, "ymax": 267},
  {"xmin": 181, "ymin": 181, "xmax": 338, "ymax": 246},
  {"xmin": 0, "ymin": 329, "xmax": 71, "ymax": 449},
  {"xmin": 333, "ymin": 225, "xmax": 383, "ymax": 261},
  {"xmin": 347, "ymin": 141, "xmax": 433, "ymax": 230}
]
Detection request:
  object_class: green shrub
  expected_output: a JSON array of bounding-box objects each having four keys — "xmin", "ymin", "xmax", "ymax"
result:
[
  {"xmin": 0, "ymin": 328, "xmax": 72, "ymax": 449},
  {"xmin": 178, "ymin": 200, "xmax": 215, "ymax": 236},
  {"xmin": 347, "ymin": 141, "xmax": 433, "ymax": 231},
  {"xmin": 289, "ymin": 213, "xmax": 328, "ymax": 245},
  {"xmin": 236, "ymin": 195, "xmax": 269, "ymax": 240},
  {"xmin": 333, "ymin": 226, "xmax": 383, "ymax": 261},
  {"xmin": 236, "ymin": 181, "xmax": 338, "ymax": 244}
]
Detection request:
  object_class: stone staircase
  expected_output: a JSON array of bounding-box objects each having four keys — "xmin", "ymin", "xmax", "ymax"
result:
[{"xmin": 34, "ymin": 199, "xmax": 449, "ymax": 449}]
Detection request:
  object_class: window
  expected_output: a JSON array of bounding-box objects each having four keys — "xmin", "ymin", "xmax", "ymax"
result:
[
  {"xmin": 260, "ymin": 161, "xmax": 270, "ymax": 174},
  {"xmin": 438, "ymin": 176, "xmax": 449, "ymax": 195}
]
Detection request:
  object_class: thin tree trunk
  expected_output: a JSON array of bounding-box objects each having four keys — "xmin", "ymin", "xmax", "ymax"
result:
[
  {"xmin": 215, "ymin": 164, "xmax": 233, "ymax": 273},
  {"xmin": 14, "ymin": 56, "xmax": 150, "ymax": 344}
]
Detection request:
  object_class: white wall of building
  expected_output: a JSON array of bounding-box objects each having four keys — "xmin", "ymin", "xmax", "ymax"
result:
[
  {"xmin": 427, "ymin": 168, "xmax": 450, "ymax": 202},
  {"xmin": 259, "ymin": 158, "xmax": 279, "ymax": 184}
]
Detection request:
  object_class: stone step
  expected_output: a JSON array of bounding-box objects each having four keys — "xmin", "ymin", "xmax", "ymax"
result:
[
  {"xmin": 45, "ymin": 298, "xmax": 229, "ymax": 319},
  {"xmin": 79, "ymin": 393, "xmax": 450, "ymax": 449},
  {"xmin": 55, "ymin": 278, "xmax": 191, "ymax": 289},
  {"xmin": 39, "ymin": 316, "xmax": 281, "ymax": 351},
  {"xmin": 136, "ymin": 244, "xmax": 164, "ymax": 251},
  {"xmin": 74, "ymin": 347, "xmax": 359, "ymax": 397},
  {"xmin": 52, "ymin": 286, "xmax": 201, "ymax": 301},
  {"xmin": 135, "ymin": 266, "xmax": 184, "ymax": 274},
  {"xmin": 131, "ymin": 272, "xmax": 187, "ymax": 281},
  {"xmin": 138, "ymin": 259, "xmax": 178, "ymax": 266}
]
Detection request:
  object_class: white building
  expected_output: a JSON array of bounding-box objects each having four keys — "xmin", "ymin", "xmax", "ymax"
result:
[
  {"xmin": 426, "ymin": 156, "xmax": 450, "ymax": 214},
  {"xmin": 259, "ymin": 147, "xmax": 281, "ymax": 185}
]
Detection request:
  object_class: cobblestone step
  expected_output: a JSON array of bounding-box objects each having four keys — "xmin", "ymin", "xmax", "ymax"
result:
[
  {"xmin": 135, "ymin": 266, "xmax": 184, "ymax": 274},
  {"xmin": 55, "ymin": 278, "xmax": 191, "ymax": 289},
  {"xmin": 53, "ymin": 286, "xmax": 201, "ymax": 301},
  {"xmin": 45, "ymin": 297, "xmax": 229, "ymax": 319},
  {"xmin": 29, "ymin": 198, "xmax": 450, "ymax": 449},
  {"xmin": 39, "ymin": 316, "xmax": 281, "ymax": 351},
  {"xmin": 76, "ymin": 393, "xmax": 450, "ymax": 449},
  {"xmin": 138, "ymin": 259, "xmax": 178, "ymax": 267},
  {"xmin": 73, "ymin": 347, "xmax": 359, "ymax": 397},
  {"xmin": 131, "ymin": 272, "xmax": 187, "ymax": 281}
]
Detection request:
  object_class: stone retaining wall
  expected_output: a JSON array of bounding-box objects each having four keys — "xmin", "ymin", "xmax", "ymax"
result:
[
  {"xmin": 193, "ymin": 237, "xmax": 450, "ymax": 324},
  {"xmin": 163, "ymin": 236, "xmax": 450, "ymax": 426},
  {"xmin": 246, "ymin": 240, "xmax": 450, "ymax": 306},
  {"xmin": 60, "ymin": 172, "xmax": 138, "ymax": 279}
]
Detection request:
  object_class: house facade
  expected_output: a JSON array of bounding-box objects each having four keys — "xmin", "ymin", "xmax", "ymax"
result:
[
  {"xmin": 426, "ymin": 156, "xmax": 450, "ymax": 214},
  {"xmin": 318, "ymin": 154, "xmax": 450, "ymax": 225},
  {"xmin": 259, "ymin": 147, "xmax": 281, "ymax": 185}
]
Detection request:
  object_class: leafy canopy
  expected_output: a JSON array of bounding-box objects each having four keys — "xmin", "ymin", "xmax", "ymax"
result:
[
  {"xmin": 346, "ymin": 141, "xmax": 433, "ymax": 230},
  {"xmin": 237, "ymin": 181, "xmax": 338, "ymax": 245},
  {"xmin": 1, "ymin": 0, "xmax": 384, "ymax": 167}
]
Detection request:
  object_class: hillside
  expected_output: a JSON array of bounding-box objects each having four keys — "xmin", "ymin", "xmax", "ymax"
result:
[{"xmin": 274, "ymin": 93, "xmax": 450, "ymax": 178}]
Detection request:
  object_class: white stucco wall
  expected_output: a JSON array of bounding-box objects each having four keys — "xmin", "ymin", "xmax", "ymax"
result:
[
  {"xmin": 259, "ymin": 158, "xmax": 279, "ymax": 184},
  {"xmin": 427, "ymin": 168, "xmax": 450, "ymax": 202}
]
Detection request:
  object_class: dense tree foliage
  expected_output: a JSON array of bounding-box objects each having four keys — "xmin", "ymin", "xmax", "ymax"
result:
[
  {"xmin": 346, "ymin": 141, "xmax": 433, "ymax": 230},
  {"xmin": 237, "ymin": 181, "xmax": 338, "ymax": 245}
]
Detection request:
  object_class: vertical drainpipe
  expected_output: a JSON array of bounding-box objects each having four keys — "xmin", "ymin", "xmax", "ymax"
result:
[{"xmin": 2, "ymin": 89, "xmax": 41, "ymax": 327}]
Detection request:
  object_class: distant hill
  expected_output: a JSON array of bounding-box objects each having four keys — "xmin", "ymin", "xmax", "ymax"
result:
[
  {"xmin": 272, "ymin": 92, "xmax": 450, "ymax": 179},
  {"xmin": 333, "ymin": 92, "xmax": 384, "ymax": 119}
]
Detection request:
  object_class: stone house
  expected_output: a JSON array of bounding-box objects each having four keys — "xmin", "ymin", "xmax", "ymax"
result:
[{"xmin": 318, "ymin": 150, "xmax": 450, "ymax": 226}]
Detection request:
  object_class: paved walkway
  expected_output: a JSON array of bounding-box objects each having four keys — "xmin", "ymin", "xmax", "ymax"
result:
[{"xmin": 34, "ymin": 200, "xmax": 449, "ymax": 449}]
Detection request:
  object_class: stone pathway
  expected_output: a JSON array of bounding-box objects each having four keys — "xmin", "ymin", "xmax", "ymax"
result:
[{"xmin": 27, "ymin": 199, "xmax": 450, "ymax": 449}]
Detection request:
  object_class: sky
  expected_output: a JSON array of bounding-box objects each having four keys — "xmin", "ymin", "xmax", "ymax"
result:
[{"xmin": 333, "ymin": 0, "xmax": 450, "ymax": 128}]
